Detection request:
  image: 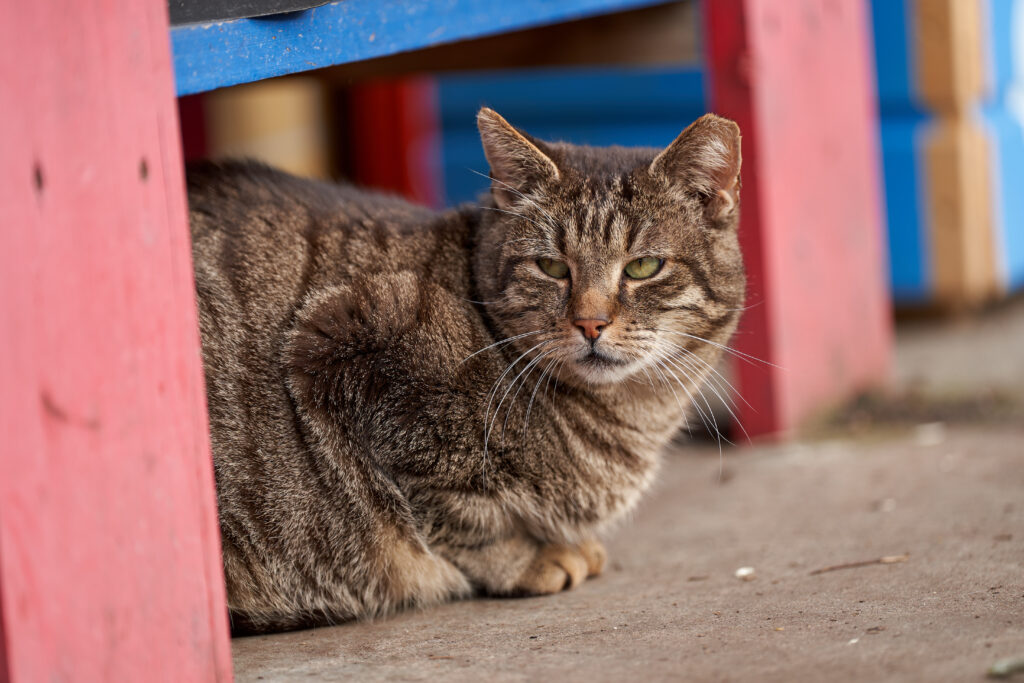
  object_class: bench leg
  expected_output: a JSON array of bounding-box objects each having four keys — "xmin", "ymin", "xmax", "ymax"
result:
[
  {"xmin": 704, "ymin": 0, "xmax": 893, "ymax": 438},
  {"xmin": 0, "ymin": 2, "xmax": 232, "ymax": 681}
]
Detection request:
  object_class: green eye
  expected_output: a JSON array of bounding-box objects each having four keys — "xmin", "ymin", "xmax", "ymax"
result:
[
  {"xmin": 537, "ymin": 258, "xmax": 570, "ymax": 279},
  {"xmin": 624, "ymin": 257, "xmax": 664, "ymax": 279}
]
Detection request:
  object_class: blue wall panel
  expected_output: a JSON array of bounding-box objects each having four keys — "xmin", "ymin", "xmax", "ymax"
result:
[
  {"xmin": 870, "ymin": 0, "xmax": 1024, "ymax": 302},
  {"xmin": 435, "ymin": 67, "xmax": 707, "ymax": 206},
  {"xmin": 878, "ymin": 116, "xmax": 930, "ymax": 302},
  {"xmin": 985, "ymin": 109, "xmax": 1024, "ymax": 290},
  {"xmin": 872, "ymin": 0, "xmax": 919, "ymax": 114},
  {"xmin": 985, "ymin": 0, "xmax": 1024, "ymax": 290}
]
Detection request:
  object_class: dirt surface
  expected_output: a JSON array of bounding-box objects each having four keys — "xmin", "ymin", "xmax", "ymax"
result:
[
  {"xmin": 232, "ymin": 426, "xmax": 1023, "ymax": 682},
  {"xmin": 895, "ymin": 296, "xmax": 1024, "ymax": 403}
]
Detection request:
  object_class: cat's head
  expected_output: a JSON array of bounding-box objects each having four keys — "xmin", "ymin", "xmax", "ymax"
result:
[{"xmin": 472, "ymin": 108, "xmax": 746, "ymax": 387}]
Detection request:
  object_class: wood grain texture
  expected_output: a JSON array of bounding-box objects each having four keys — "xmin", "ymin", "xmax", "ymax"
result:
[
  {"xmin": 915, "ymin": 0, "xmax": 987, "ymax": 112},
  {"xmin": 318, "ymin": 2, "xmax": 698, "ymax": 82},
  {"xmin": 925, "ymin": 118, "xmax": 1001, "ymax": 307},
  {"xmin": 913, "ymin": 0, "xmax": 1002, "ymax": 308},
  {"xmin": 0, "ymin": 2, "xmax": 232, "ymax": 681},
  {"xmin": 205, "ymin": 78, "xmax": 332, "ymax": 179},
  {"xmin": 171, "ymin": 0, "xmax": 679, "ymax": 95},
  {"xmin": 704, "ymin": 0, "xmax": 892, "ymax": 436}
]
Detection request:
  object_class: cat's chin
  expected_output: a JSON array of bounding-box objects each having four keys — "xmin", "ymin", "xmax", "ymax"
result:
[{"xmin": 571, "ymin": 351, "xmax": 638, "ymax": 386}]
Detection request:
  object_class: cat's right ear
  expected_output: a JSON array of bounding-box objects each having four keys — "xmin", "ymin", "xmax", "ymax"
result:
[{"xmin": 477, "ymin": 107, "xmax": 559, "ymax": 209}]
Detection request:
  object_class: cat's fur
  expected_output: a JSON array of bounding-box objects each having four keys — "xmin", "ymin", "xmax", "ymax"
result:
[{"xmin": 188, "ymin": 108, "xmax": 745, "ymax": 633}]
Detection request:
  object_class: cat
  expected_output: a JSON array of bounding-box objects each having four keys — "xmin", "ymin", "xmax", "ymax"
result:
[{"xmin": 187, "ymin": 107, "xmax": 745, "ymax": 633}]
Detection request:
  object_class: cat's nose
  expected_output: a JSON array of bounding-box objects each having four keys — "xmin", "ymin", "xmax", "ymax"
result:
[{"xmin": 574, "ymin": 318, "xmax": 610, "ymax": 341}]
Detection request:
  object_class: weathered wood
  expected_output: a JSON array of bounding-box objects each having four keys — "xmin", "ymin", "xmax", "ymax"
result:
[
  {"xmin": 0, "ymin": 2, "xmax": 232, "ymax": 681},
  {"xmin": 320, "ymin": 2, "xmax": 697, "ymax": 83},
  {"xmin": 704, "ymin": 0, "xmax": 892, "ymax": 436},
  {"xmin": 915, "ymin": 0, "xmax": 987, "ymax": 112},
  {"xmin": 915, "ymin": 0, "xmax": 1001, "ymax": 308},
  {"xmin": 171, "ymin": 0, "xmax": 684, "ymax": 95},
  {"xmin": 205, "ymin": 77, "xmax": 332, "ymax": 179},
  {"xmin": 925, "ymin": 118, "xmax": 1001, "ymax": 307}
]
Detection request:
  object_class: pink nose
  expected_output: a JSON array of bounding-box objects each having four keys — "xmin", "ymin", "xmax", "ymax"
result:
[{"xmin": 574, "ymin": 318, "xmax": 610, "ymax": 340}]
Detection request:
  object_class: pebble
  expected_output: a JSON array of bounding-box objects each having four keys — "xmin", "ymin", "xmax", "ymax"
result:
[{"xmin": 735, "ymin": 566, "xmax": 756, "ymax": 581}]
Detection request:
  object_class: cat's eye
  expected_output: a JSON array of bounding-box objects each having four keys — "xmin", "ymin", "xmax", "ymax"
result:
[
  {"xmin": 624, "ymin": 257, "xmax": 664, "ymax": 280},
  {"xmin": 537, "ymin": 258, "xmax": 570, "ymax": 279}
]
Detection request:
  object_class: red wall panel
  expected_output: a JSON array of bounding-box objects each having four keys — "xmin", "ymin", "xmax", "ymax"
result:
[
  {"xmin": 0, "ymin": 2, "xmax": 232, "ymax": 681},
  {"xmin": 705, "ymin": 0, "xmax": 892, "ymax": 436}
]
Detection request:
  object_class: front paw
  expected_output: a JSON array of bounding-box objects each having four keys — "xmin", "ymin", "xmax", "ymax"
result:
[{"xmin": 515, "ymin": 540, "xmax": 606, "ymax": 595}]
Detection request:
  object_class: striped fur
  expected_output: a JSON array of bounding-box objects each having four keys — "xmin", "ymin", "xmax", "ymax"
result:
[{"xmin": 189, "ymin": 109, "xmax": 745, "ymax": 633}]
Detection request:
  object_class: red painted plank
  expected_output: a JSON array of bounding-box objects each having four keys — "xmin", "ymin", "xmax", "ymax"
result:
[
  {"xmin": 347, "ymin": 78, "xmax": 445, "ymax": 207},
  {"xmin": 179, "ymin": 94, "xmax": 210, "ymax": 162},
  {"xmin": 0, "ymin": 3, "xmax": 232, "ymax": 682},
  {"xmin": 704, "ymin": 0, "xmax": 892, "ymax": 437}
]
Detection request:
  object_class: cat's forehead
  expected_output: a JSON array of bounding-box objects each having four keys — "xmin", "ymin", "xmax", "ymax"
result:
[
  {"xmin": 548, "ymin": 184, "xmax": 692, "ymax": 260},
  {"xmin": 507, "ymin": 140, "xmax": 705, "ymax": 254},
  {"xmin": 542, "ymin": 141, "xmax": 659, "ymax": 183}
]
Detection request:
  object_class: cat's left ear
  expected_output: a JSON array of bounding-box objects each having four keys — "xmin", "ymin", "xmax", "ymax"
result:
[{"xmin": 649, "ymin": 113, "xmax": 741, "ymax": 227}]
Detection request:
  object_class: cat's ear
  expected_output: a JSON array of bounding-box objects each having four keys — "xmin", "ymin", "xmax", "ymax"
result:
[
  {"xmin": 477, "ymin": 107, "xmax": 560, "ymax": 209},
  {"xmin": 650, "ymin": 113, "xmax": 741, "ymax": 227}
]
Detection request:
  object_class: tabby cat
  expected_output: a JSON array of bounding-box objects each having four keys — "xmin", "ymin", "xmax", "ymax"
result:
[{"xmin": 188, "ymin": 108, "xmax": 745, "ymax": 633}]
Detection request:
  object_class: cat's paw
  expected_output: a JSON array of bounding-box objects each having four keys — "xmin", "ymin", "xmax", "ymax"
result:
[
  {"xmin": 515, "ymin": 540, "xmax": 606, "ymax": 595},
  {"xmin": 577, "ymin": 537, "xmax": 607, "ymax": 577}
]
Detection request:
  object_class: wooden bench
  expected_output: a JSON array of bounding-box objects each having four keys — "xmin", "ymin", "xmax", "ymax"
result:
[{"xmin": 0, "ymin": 1, "xmax": 890, "ymax": 679}]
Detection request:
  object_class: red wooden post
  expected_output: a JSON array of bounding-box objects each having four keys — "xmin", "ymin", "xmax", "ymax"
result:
[
  {"xmin": 0, "ymin": 2, "xmax": 232, "ymax": 682},
  {"xmin": 704, "ymin": 0, "xmax": 892, "ymax": 437},
  {"xmin": 347, "ymin": 78, "xmax": 445, "ymax": 207}
]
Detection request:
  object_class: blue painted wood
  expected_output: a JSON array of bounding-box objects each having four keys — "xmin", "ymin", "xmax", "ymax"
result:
[
  {"xmin": 877, "ymin": 115, "xmax": 930, "ymax": 303},
  {"xmin": 434, "ymin": 67, "xmax": 706, "ymax": 205},
  {"xmin": 984, "ymin": 0, "xmax": 1024, "ymax": 291},
  {"xmin": 987, "ymin": 0, "xmax": 1019, "ymax": 97},
  {"xmin": 871, "ymin": 0, "xmax": 923, "ymax": 114},
  {"xmin": 870, "ymin": 0, "xmax": 929, "ymax": 302},
  {"xmin": 172, "ymin": 0, "xmax": 675, "ymax": 95},
  {"xmin": 869, "ymin": 0, "xmax": 1024, "ymax": 302},
  {"xmin": 984, "ymin": 108, "xmax": 1024, "ymax": 291}
]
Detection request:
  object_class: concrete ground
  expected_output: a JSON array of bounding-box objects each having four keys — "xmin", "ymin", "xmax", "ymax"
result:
[{"xmin": 233, "ymin": 299, "xmax": 1024, "ymax": 682}]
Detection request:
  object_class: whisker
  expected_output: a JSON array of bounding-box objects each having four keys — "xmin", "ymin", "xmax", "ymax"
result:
[
  {"xmin": 658, "ymin": 339, "xmax": 751, "ymax": 413},
  {"xmin": 674, "ymin": 343, "xmax": 753, "ymax": 411},
  {"xmin": 484, "ymin": 341, "xmax": 550, "ymax": 460},
  {"xmin": 721, "ymin": 300, "xmax": 764, "ymax": 313},
  {"xmin": 500, "ymin": 349, "xmax": 554, "ymax": 439},
  {"xmin": 543, "ymin": 356, "xmax": 564, "ymax": 404},
  {"xmin": 656, "ymin": 329, "xmax": 782, "ymax": 369},
  {"xmin": 523, "ymin": 353, "xmax": 560, "ymax": 439},
  {"xmin": 466, "ymin": 168, "xmax": 559, "ymax": 227},
  {"xmin": 460, "ymin": 297, "xmax": 505, "ymax": 306},
  {"xmin": 480, "ymin": 339, "xmax": 548, "ymax": 482},
  {"xmin": 520, "ymin": 350, "xmax": 561, "ymax": 440},
  {"xmin": 640, "ymin": 366, "xmax": 657, "ymax": 390},
  {"xmin": 656, "ymin": 353, "xmax": 728, "ymax": 481},
  {"xmin": 478, "ymin": 206, "xmax": 552, "ymax": 233},
  {"xmin": 460, "ymin": 329, "xmax": 542, "ymax": 364},
  {"xmin": 658, "ymin": 353, "xmax": 719, "ymax": 439},
  {"xmin": 650, "ymin": 360, "xmax": 691, "ymax": 434},
  {"xmin": 666, "ymin": 346, "xmax": 752, "ymax": 445},
  {"xmin": 662, "ymin": 353, "xmax": 734, "ymax": 448}
]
